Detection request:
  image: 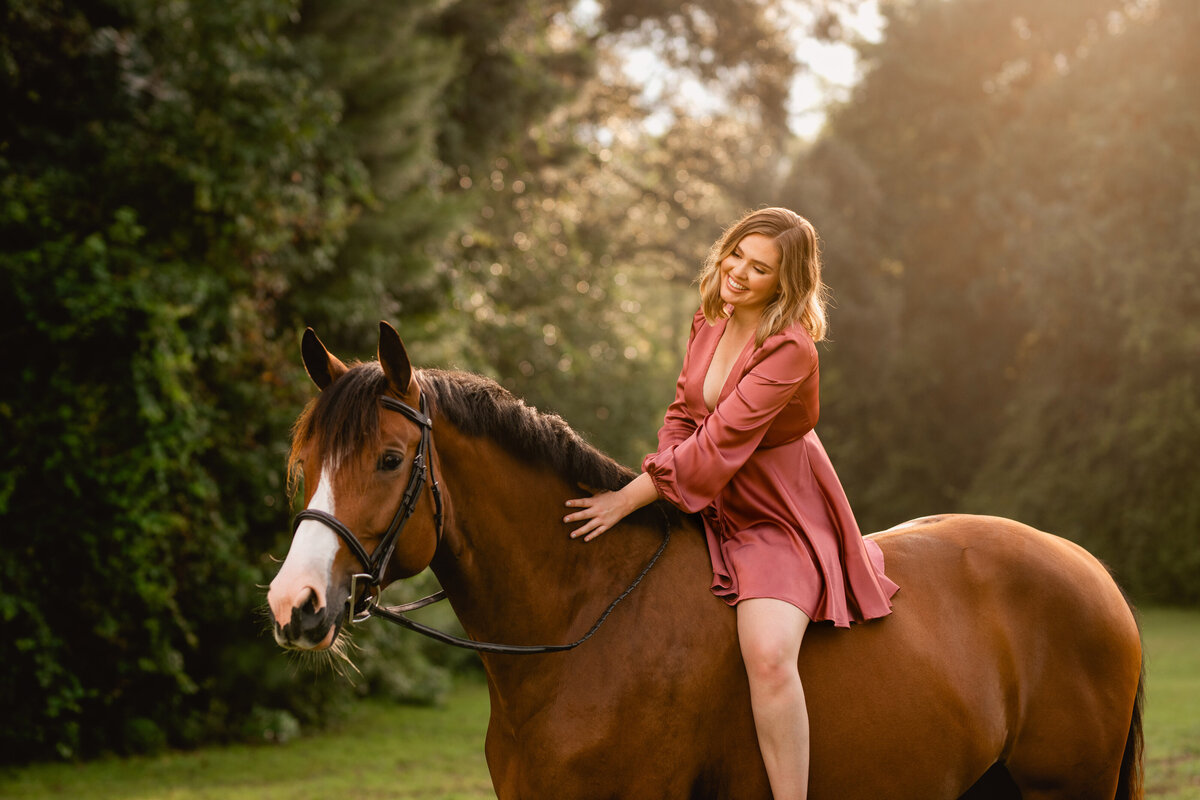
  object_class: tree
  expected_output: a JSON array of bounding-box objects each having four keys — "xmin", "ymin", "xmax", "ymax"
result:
[
  {"xmin": 785, "ymin": 0, "xmax": 1199, "ymax": 601},
  {"xmin": 963, "ymin": 0, "xmax": 1200, "ymax": 601},
  {"xmin": 1, "ymin": 0, "xmax": 366, "ymax": 759}
]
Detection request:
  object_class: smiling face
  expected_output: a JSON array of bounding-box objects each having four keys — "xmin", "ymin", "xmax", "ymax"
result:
[
  {"xmin": 718, "ymin": 232, "xmax": 782, "ymax": 316},
  {"xmin": 697, "ymin": 208, "xmax": 828, "ymax": 345}
]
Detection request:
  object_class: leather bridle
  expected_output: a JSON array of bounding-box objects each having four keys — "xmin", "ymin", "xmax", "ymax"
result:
[
  {"xmin": 291, "ymin": 392, "xmax": 443, "ymax": 622},
  {"xmin": 289, "ymin": 388, "xmax": 670, "ymax": 655}
]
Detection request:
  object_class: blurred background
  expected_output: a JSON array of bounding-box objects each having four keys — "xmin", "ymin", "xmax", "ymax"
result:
[{"xmin": 2, "ymin": 0, "xmax": 1196, "ymax": 763}]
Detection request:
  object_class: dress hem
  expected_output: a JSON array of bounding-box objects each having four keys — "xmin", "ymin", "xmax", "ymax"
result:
[{"xmin": 715, "ymin": 588, "xmax": 895, "ymax": 629}]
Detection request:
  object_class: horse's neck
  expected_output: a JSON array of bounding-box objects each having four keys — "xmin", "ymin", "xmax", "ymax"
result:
[{"xmin": 429, "ymin": 424, "xmax": 660, "ymax": 654}]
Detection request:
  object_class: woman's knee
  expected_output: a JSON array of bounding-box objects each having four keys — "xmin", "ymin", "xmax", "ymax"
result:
[
  {"xmin": 736, "ymin": 598, "xmax": 808, "ymax": 687},
  {"xmin": 739, "ymin": 629, "xmax": 800, "ymax": 688}
]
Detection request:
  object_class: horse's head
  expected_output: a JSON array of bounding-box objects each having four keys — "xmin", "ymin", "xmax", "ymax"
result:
[{"xmin": 267, "ymin": 322, "xmax": 443, "ymax": 650}]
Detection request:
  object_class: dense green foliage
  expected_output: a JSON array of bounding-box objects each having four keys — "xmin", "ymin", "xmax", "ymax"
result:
[
  {"xmin": 1, "ymin": 0, "xmax": 368, "ymax": 759},
  {"xmin": 2, "ymin": 0, "xmax": 1195, "ymax": 764}
]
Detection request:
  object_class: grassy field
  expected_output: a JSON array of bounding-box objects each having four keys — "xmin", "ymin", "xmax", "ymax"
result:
[
  {"xmin": 2, "ymin": 608, "xmax": 1196, "ymax": 799},
  {"xmin": 0, "ymin": 682, "xmax": 495, "ymax": 800},
  {"xmin": 1143, "ymin": 607, "xmax": 1200, "ymax": 799}
]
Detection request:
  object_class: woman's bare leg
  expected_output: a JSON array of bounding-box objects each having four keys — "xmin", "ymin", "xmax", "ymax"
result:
[{"xmin": 737, "ymin": 598, "xmax": 811, "ymax": 800}]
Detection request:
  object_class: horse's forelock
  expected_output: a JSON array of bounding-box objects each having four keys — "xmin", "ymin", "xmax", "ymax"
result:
[{"xmin": 288, "ymin": 363, "xmax": 389, "ymax": 496}]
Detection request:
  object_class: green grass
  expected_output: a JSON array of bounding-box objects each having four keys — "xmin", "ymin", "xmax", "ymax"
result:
[
  {"xmin": 0, "ymin": 682, "xmax": 494, "ymax": 800},
  {"xmin": 2, "ymin": 608, "xmax": 1197, "ymax": 799},
  {"xmin": 1143, "ymin": 607, "xmax": 1200, "ymax": 799}
]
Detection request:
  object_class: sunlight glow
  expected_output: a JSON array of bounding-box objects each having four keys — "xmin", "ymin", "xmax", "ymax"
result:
[{"xmin": 596, "ymin": 0, "xmax": 884, "ymax": 140}]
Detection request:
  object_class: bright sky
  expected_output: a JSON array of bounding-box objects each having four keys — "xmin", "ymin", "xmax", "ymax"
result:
[
  {"xmin": 787, "ymin": 1, "xmax": 884, "ymax": 138},
  {"xmin": 573, "ymin": 0, "xmax": 885, "ymax": 140}
]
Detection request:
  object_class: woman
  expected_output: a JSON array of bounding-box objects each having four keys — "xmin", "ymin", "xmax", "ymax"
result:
[{"xmin": 563, "ymin": 207, "xmax": 899, "ymax": 799}]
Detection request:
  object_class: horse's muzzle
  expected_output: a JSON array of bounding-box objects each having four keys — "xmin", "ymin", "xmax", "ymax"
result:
[{"xmin": 270, "ymin": 585, "xmax": 343, "ymax": 650}]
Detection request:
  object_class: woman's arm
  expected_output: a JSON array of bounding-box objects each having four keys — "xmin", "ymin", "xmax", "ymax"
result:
[
  {"xmin": 643, "ymin": 335, "xmax": 815, "ymax": 513},
  {"xmin": 563, "ymin": 472, "xmax": 658, "ymax": 542}
]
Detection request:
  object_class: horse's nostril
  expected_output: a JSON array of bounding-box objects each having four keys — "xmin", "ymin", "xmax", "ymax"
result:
[{"xmin": 292, "ymin": 585, "xmax": 323, "ymax": 617}]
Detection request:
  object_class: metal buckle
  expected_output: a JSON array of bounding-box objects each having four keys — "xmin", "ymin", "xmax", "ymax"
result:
[{"xmin": 348, "ymin": 572, "xmax": 377, "ymax": 623}]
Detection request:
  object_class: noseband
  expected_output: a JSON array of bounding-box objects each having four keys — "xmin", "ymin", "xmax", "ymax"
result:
[{"xmin": 291, "ymin": 392, "xmax": 444, "ymax": 621}]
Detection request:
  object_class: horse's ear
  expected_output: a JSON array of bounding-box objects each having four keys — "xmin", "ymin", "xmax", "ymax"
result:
[
  {"xmin": 378, "ymin": 321, "xmax": 415, "ymax": 397},
  {"xmin": 301, "ymin": 328, "xmax": 349, "ymax": 391}
]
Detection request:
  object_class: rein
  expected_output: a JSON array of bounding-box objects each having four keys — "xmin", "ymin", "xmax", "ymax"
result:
[
  {"xmin": 369, "ymin": 514, "xmax": 671, "ymax": 655},
  {"xmin": 293, "ymin": 390, "xmax": 671, "ymax": 655}
]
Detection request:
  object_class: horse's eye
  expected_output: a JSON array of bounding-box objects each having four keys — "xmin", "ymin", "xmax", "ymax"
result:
[{"xmin": 379, "ymin": 453, "xmax": 404, "ymax": 472}]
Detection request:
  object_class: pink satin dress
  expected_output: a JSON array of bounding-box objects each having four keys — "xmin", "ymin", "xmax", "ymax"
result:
[{"xmin": 642, "ymin": 310, "xmax": 899, "ymax": 627}]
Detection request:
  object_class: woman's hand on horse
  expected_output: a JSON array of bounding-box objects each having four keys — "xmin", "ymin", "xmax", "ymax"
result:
[
  {"xmin": 564, "ymin": 490, "xmax": 630, "ymax": 541},
  {"xmin": 564, "ymin": 473, "xmax": 658, "ymax": 542}
]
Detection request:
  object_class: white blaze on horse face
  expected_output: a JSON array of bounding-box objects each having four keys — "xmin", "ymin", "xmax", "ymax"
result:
[{"xmin": 267, "ymin": 463, "xmax": 340, "ymax": 631}]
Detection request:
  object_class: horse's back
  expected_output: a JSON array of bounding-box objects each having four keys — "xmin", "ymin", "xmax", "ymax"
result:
[{"xmin": 870, "ymin": 514, "xmax": 1140, "ymax": 676}]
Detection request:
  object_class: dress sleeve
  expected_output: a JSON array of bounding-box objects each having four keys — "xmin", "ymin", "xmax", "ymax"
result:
[
  {"xmin": 642, "ymin": 334, "xmax": 816, "ymax": 514},
  {"xmin": 653, "ymin": 311, "xmax": 705, "ymax": 452}
]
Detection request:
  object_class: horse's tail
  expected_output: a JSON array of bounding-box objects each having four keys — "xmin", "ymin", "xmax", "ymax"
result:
[{"xmin": 1114, "ymin": 608, "xmax": 1145, "ymax": 800}]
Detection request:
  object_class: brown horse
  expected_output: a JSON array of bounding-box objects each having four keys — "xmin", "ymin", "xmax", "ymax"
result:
[{"xmin": 267, "ymin": 322, "xmax": 1144, "ymax": 800}]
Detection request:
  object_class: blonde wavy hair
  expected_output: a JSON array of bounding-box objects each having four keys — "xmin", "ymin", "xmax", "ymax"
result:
[{"xmin": 697, "ymin": 207, "xmax": 828, "ymax": 345}]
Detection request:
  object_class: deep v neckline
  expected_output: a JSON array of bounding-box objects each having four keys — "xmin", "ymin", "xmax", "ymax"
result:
[{"xmin": 701, "ymin": 317, "xmax": 756, "ymax": 413}]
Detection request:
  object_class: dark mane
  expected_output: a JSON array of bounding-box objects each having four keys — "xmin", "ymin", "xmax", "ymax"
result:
[
  {"xmin": 418, "ymin": 368, "xmax": 634, "ymax": 492},
  {"xmin": 288, "ymin": 363, "xmax": 636, "ymax": 495}
]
